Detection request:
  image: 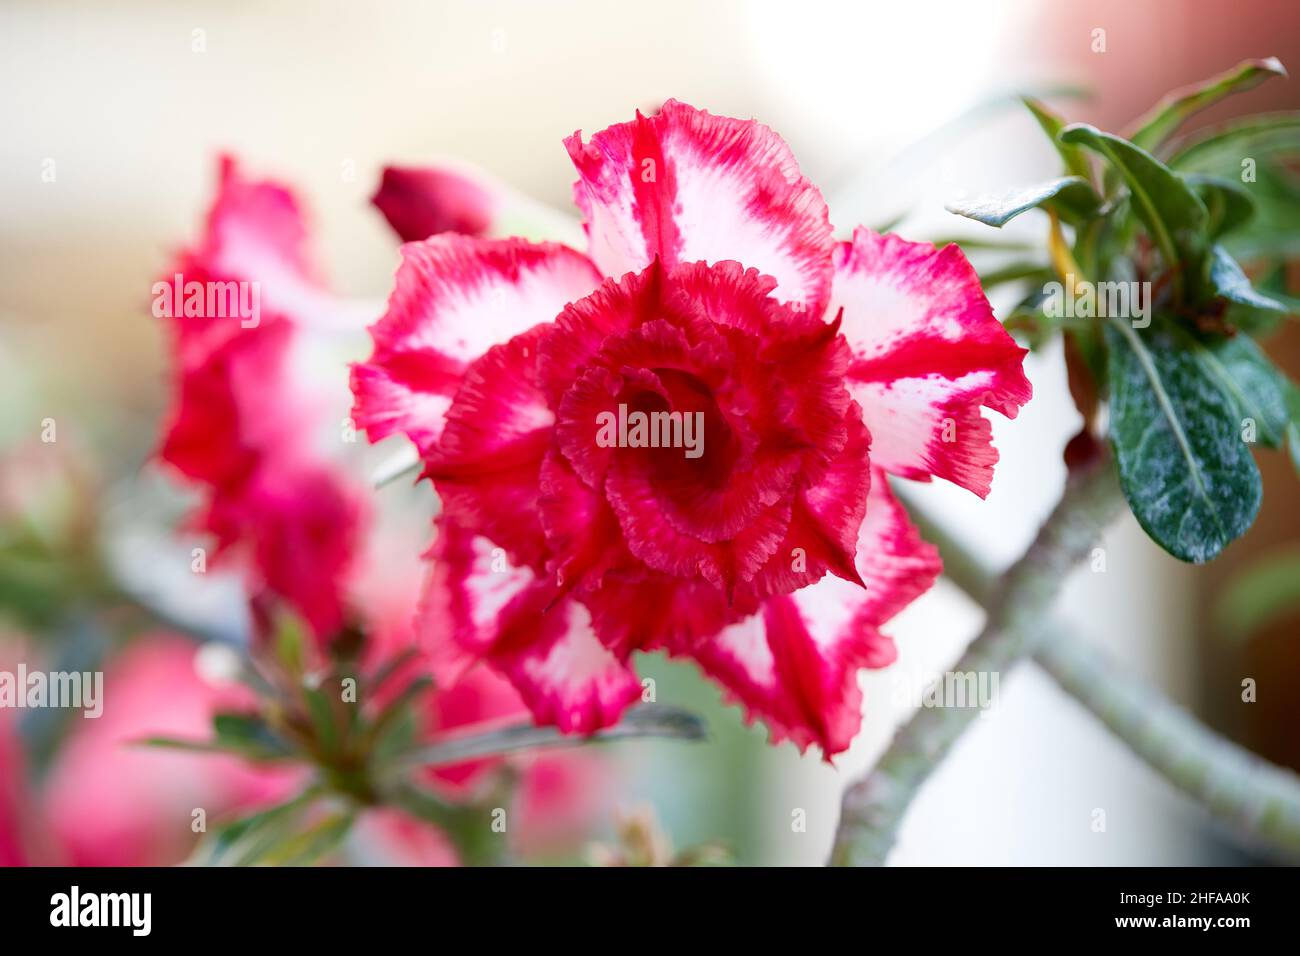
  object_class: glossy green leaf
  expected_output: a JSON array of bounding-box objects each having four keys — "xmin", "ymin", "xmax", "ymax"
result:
[
  {"xmin": 1105, "ymin": 318, "xmax": 1261, "ymax": 563},
  {"xmin": 1022, "ymin": 96, "xmax": 1093, "ymax": 181},
  {"xmin": 1287, "ymin": 383, "xmax": 1300, "ymax": 478},
  {"xmin": 1128, "ymin": 57, "xmax": 1287, "ymax": 154},
  {"xmin": 1210, "ymin": 245, "xmax": 1287, "ymax": 312},
  {"xmin": 1173, "ymin": 323, "xmax": 1290, "ymax": 448},
  {"xmin": 1169, "ymin": 111, "xmax": 1300, "ymax": 172},
  {"xmin": 971, "ymin": 261, "xmax": 1053, "ymax": 290},
  {"xmin": 204, "ymin": 711, "xmax": 294, "ymax": 760},
  {"xmin": 390, "ymin": 704, "xmax": 707, "ymax": 771},
  {"xmin": 946, "ymin": 176, "xmax": 1101, "ymax": 227},
  {"xmin": 1061, "ymin": 125, "xmax": 1209, "ymax": 299},
  {"xmin": 1185, "ymin": 174, "xmax": 1256, "ymax": 238},
  {"xmin": 1226, "ymin": 260, "xmax": 1299, "ymax": 336},
  {"xmin": 1225, "ymin": 163, "xmax": 1300, "ymax": 261}
]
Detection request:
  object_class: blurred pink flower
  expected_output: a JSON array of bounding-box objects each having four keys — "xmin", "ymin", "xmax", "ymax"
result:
[
  {"xmin": 156, "ymin": 156, "xmax": 367, "ymax": 644},
  {"xmin": 0, "ymin": 711, "xmax": 31, "ymax": 866},
  {"xmin": 41, "ymin": 635, "xmax": 301, "ymax": 866},
  {"xmin": 372, "ymin": 164, "xmax": 498, "ymax": 242}
]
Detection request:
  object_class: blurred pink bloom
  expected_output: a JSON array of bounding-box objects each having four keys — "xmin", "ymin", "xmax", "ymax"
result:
[
  {"xmin": 42, "ymin": 635, "xmax": 300, "ymax": 866},
  {"xmin": 372, "ymin": 164, "xmax": 498, "ymax": 241},
  {"xmin": 0, "ymin": 711, "xmax": 31, "ymax": 866},
  {"xmin": 156, "ymin": 156, "xmax": 367, "ymax": 644}
]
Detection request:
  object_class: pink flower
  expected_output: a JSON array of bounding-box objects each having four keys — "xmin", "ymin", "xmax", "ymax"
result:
[
  {"xmin": 0, "ymin": 710, "xmax": 31, "ymax": 866},
  {"xmin": 352, "ymin": 101, "xmax": 1030, "ymax": 757},
  {"xmin": 41, "ymin": 635, "xmax": 302, "ymax": 866},
  {"xmin": 156, "ymin": 156, "xmax": 368, "ymax": 643},
  {"xmin": 372, "ymin": 164, "xmax": 498, "ymax": 241}
]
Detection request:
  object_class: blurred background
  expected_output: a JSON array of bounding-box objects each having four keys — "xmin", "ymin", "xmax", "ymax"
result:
[{"xmin": 2, "ymin": 0, "xmax": 1298, "ymax": 865}]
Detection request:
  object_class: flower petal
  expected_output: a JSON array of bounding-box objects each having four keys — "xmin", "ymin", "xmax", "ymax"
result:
[
  {"xmin": 351, "ymin": 236, "xmax": 600, "ymax": 455},
  {"xmin": 205, "ymin": 463, "xmax": 366, "ymax": 640},
  {"xmin": 831, "ymin": 228, "xmax": 1032, "ymax": 497},
  {"xmin": 419, "ymin": 520, "xmax": 642, "ymax": 734},
  {"xmin": 426, "ymin": 326, "xmax": 555, "ymax": 569},
  {"xmin": 156, "ymin": 156, "xmax": 370, "ymax": 643},
  {"xmin": 680, "ymin": 469, "xmax": 940, "ymax": 757},
  {"xmin": 190, "ymin": 154, "xmax": 372, "ymax": 335},
  {"xmin": 565, "ymin": 99, "xmax": 834, "ymax": 313},
  {"xmin": 742, "ymin": 408, "xmax": 871, "ymax": 601}
]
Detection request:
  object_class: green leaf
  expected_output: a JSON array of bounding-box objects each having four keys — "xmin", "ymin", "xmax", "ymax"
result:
[
  {"xmin": 1105, "ymin": 318, "xmax": 1261, "ymax": 563},
  {"xmin": 1225, "ymin": 163, "xmax": 1300, "ymax": 261},
  {"xmin": 1209, "ymin": 245, "xmax": 1287, "ymax": 312},
  {"xmin": 136, "ymin": 736, "xmax": 232, "ymax": 753},
  {"xmin": 1173, "ymin": 324, "xmax": 1290, "ymax": 448},
  {"xmin": 1165, "ymin": 114, "xmax": 1300, "ymax": 263},
  {"xmin": 1061, "ymin": 125, "xmax": 1209, "ymax": 300},
  {"xmin": 1212, "ymin": 548, "xmax": 1300, "ymax": 643},
  {"xmin": 214, "ymin": 710, "xmax": 268, "ymax": 742},
  {"xmin": 946, "ymin": 176, "xmax": 1101, "ymax": 227},
  {"xmin": 1022, "ymin": 96, "xmax": 1093, "ymax": 181},
  {"xmin": 272, "ymin": 610, "xmax": 310, "ymax": 676},
  {"xmin": 1169, "ymin": 111, "xmax": 1300, "ymax": 172},
  {"xmin": 365, "ymin": 675, "xmax": 432, "ymax": 760},
  {"xmin": 1286, "ymin": 383, "xmax": 1300, "ymax": 478},
  {"xmin": 301, "ymin": 685, "xmax": 339, "ymax": 756},
  {"xmin": 1185, "ymin": 174, "xmax": 1256, "ymax": 238},
  {"xmin": 971, "ymin": 261, "xmax": 1053, "ymax": 290},
  {"xmin": 210, "ymin": 711, "xmax": 294, "ymax": 760},
  {"xmin": 1226, "ymin": 261, "xmax": 1299, "ymax": 336},
  {"xmin": 388, "ymin": 704, "xmax": 707, "ymax": 772},
  {"xmin": 930, "ymin": 235, "xmax": 1039, "ymax": 253},
  {"xmin": 1128, "ymin": 57, "xmax": 1287, "ymax": 154},
  {"xmin": 256, "ymin": 811, "xmax": 354, "ymax": 867},
  {"xmin": 135, "ymin": 734, "xmax": 293, "ymax": 762},
  {"xmin": 197, "ymin": 788, "xmax": 321, "ymax": 866}
]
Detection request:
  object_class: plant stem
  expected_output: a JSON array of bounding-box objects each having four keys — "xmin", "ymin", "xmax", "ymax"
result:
[
  {"xmin": 1034, "ymin": 628, "xmax": 1300, "ymax": 860},
  {"xmin": 880, "ymin": 463, "xmax": 1300, "ymax": 863},
  {"xmin": 828, "ymin": 453, "xmax": 1124, "ymax": 866}
]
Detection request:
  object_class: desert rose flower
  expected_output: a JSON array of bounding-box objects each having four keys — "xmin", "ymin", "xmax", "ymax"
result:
[
  {"xmin": 352, "ymin": 101, "xmax": 1031, "ymax": 757},
  {"xmin": 156, "ymin": 156, "xmax": 372, "ymax": 643}
]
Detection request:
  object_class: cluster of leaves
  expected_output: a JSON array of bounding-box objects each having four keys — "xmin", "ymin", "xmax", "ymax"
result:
[
  {"xmin": 141, "ymin": 615, "xmax": 516, "ymax": 865},
  {"xmin": 949, "ymin": 58, "xmax": 1300, "ymax": 563},
  {"xmin": 144, "ymin": 614, "xmax": 706, "ymax": 866}
]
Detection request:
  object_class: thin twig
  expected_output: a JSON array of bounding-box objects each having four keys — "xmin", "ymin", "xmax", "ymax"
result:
[
  {"xmin": 829, "ymin": 454, "xmax": 1125, "ymax": 865},
  {"xmin": 1035, "ymin": 628, "xmax": 1300, "ymax": 860},
  {"xmin": 895, "ymin": 480, "xmax": 1300, "ymax": 863}
]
